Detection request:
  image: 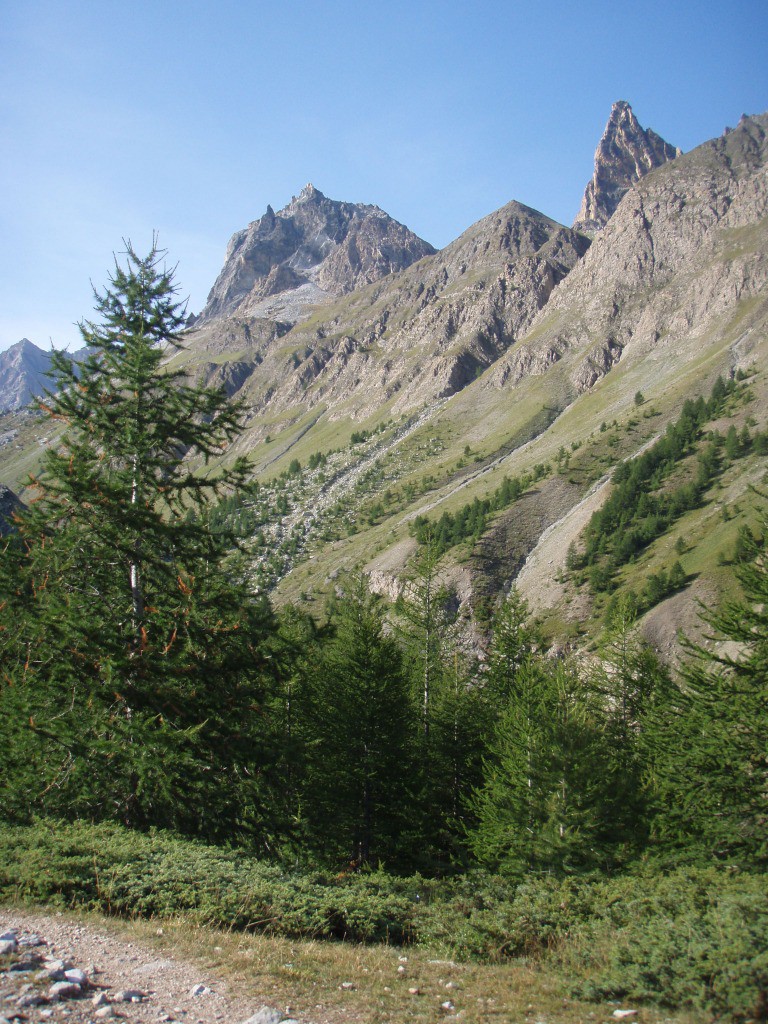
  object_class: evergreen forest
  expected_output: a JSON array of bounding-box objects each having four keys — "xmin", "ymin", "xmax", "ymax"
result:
[{"xmin": 1, "ymin": 246, "xmax": 767, "ymax": 1020}]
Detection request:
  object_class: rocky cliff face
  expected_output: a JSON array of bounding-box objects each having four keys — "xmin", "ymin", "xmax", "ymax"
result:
[
  {"xmin": 184, "ymin": 200, "xmax": 590, "ymax": 420},
  {"xmin": 574, "ymin": 100, "xmax": 681, "ymax": 235},
  {"xmin": 197, "ymin": 184, "xmax": 437, "ymax": 324},
  {"xmin": 494, "ymin": 112, "xmax": 768, "ymax": 394},
  {"xmin": 0, "ymin": 339, "xmax": 53, "ymax": 413}
]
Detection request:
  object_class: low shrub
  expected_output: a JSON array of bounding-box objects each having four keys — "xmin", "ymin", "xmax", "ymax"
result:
[
  {"xmin": 558, "ymin": 867, "xmax": 768, "ymax": 1020},
  {"xmin": 0, "ymin": 820, "xmax": 417, "ymax": 943},
  {"xmin": 2, "ymin": 821, "xmax": 766, "ymax": 1019}
]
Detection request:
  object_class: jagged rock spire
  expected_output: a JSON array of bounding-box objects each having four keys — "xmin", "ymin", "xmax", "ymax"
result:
[{"xmin": 574, "ymin": 100, "xmax": 681, "ymax": 235}]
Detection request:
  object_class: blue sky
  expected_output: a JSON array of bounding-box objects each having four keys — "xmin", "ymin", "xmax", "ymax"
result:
[{"xmin": 1, "ymin": 0, "xmax": 766, "ymax": 353}]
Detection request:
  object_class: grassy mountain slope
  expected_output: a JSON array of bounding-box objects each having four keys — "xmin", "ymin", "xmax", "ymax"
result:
[
  {"xmin": 2, "ymin": 114, "xmax": 766, "ymax": 656},
  {"xmin": 248, "ymin": 113, "xmax": 768, "ymax": 653}
]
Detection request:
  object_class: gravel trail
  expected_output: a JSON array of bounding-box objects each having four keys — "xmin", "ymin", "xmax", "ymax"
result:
[{"xmin": 0, "ymin": 913, "xmax": 293, "ymax": 1024}]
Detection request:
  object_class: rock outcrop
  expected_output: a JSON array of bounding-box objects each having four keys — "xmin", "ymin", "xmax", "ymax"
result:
[
  {"xmin": 574, "ymin": 100, "xmax": 681, "ymax": 235},
  {"xmin": 197, "ymin": 184, "xmax": 436, "ymax": 324},
  {"xmin": 0, "ymin": 338, "xmax": 53, "ymax": 413},
  {"xmin": 494, "ymin": 112, "xmax": 768, "ymax": 394},
  {"xmin": 184, "ymin": 200, "xmax": 591, "ymax": 420}
]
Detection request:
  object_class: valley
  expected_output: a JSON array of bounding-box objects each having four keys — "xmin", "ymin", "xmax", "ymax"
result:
[{"xmin": 2, "ymin": 104, "xmax": 767, "ymax": 657}]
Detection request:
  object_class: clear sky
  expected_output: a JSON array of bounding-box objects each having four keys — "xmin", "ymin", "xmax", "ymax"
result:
[{"xmin": 1, "ymin": 0, "xmax": 766, "ymax": 353}]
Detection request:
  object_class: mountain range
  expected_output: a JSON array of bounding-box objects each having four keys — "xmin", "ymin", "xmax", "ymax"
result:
[{"xmin": 2, "ymin": 101, "xmax": 766, "ymax": 657}]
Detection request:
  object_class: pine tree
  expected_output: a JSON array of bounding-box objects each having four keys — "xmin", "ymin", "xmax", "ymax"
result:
[
  {"xmin": 268, "ymin": 603, "xmax": 326, "ymax": 849},
  {"xmin": 591, "ymin": 597, "xmax": 672, "ymax": 863},
  {"xmin": 395, "ymin": 539, "xmax": 487, "ymax": 868},
  {"xmin": 395, "ymin": 533, "xmax": 447, "ymax": 738},
  {"xmin": 0, "ymin": 240, "xmax": 277, "ymax": 844},
  {"xmin": 425, "ymin": 645, "xmax": 488, "ymax": 868},
  {"xmin": 485, "ymin": 588, "xmax": 541, "ymax": 709}
]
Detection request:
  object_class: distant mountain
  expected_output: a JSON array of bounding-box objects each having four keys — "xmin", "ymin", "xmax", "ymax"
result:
[
  {"xmin": 0, "ymin": 339, "xmax": 86, "ymax": 415},
  {"xmin": 4, "ymin": 105, "xmax": 766, "ymax": 662},
  {"xmin": 196, "ymin": 183, "xmax": 437, "ymax": 325},
  {"xmin": 574, "ymin": 100, "xmax": 681, "ymax": 234},
  {"xmin": 183, "ymin": 198, "xmax": 590, "ymax": 419},
  {"xmin": 0, "ymin": 339, "xmax": 53, "ymax": 413}
]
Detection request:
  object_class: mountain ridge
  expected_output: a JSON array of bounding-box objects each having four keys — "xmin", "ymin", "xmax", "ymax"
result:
[{"xmin": 2, "ymin": 105, "xmax": 766, "ymax": 659}]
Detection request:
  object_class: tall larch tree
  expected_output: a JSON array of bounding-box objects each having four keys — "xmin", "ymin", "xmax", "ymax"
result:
[
  {"xmin": 469, "ymin": 654, "xmax": 604, "ymax": 878},
  {"xmin": 650, "ymin": 518, "xmax": 768, "ymax": 866},
  {"xmin": 0, "ymin": 240, "xmax": 277, "ymax": 846}
]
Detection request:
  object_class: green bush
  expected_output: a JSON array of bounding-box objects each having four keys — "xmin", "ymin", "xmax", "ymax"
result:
[
  {"xmin": 556, "ymin": 868, "xmax": 768, "ymax": 1020},
  {"xmin": 0, "ymin": 820, "xmax": 417, "ymax": 943},
  {"xmin": 417, "ymin": 868, "xmax": 768, "ymax": 1018},
  {"xmin": 2, "ymin": 822, "xmax": 766, "ymax": 1018}
]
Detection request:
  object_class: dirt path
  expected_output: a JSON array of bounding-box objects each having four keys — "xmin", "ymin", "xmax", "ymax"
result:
[{"xmin": 0, "ymin": 912, "xmax": 292, "ymax": 1024}]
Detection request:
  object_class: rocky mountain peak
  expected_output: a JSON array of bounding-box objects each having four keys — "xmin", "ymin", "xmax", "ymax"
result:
[
  {"xmin": 0, "ymin": 338, "xmax": 53, "ymax": 413},
  {"xmin": 198, "ymin": 187, "xmax": 436, "ymax": 325},
  {"xmin": 574, "ymin": 100, "xmax": 682, "ymax": 235},
  {"xmin": 297, "ymin": 182, "xmax": 322, "ymax": 202}
]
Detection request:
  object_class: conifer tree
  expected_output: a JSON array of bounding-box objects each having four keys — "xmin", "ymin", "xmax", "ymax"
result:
[
  {"xmin": 425, "ymin": 645, "xmax": 489, "ymax": 867},
  {"xmin": 395, "ymin": 533, "xmax": 447, "ymax": 738},
  {"xmin": 395, "ymin": 540, "xmax": 487, "ymax": 867},
  {"xmin": 591, "ymin": 597, "xmax": 672, "ymax": 863},
  {"xmin": 485, "ymin": 588, "xmax": 541, "ymax": 709},
  {"xmin": 0, "ymin": 240, "xmax": 277, "ymax": 844},
  {"xmin": 268, "ymin": 603, "xmax": 326, "ymax": 848},
  {"xmin": 301, "ymin": 573, "xmax": 415, "ymax": 867},
  {"xmin": 650, "ymin": 519, "xmax": 768, "ymax": 866},
  {"xmin": 469, "ymin": 655, "xmax": 603, "ymax": 877}
]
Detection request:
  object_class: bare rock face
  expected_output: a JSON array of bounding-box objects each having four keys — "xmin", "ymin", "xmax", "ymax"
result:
[
  {"xmin": 574, "ymin": 100, "xmax": 681, "ymax": 235},
  {"xmin": 216, "ymin": 201, "xmax": 591, "ymax": 419},
  {"xmin": 0, "ymin": 338, "xmax": 52, "ymax": 413},
  {"xmin": 197, "ymin": 184, "xmax": 436, "ymax": 324},
  {"xmin": 496, "ymin": 112, "xmax": 768, "ymax": 394}
]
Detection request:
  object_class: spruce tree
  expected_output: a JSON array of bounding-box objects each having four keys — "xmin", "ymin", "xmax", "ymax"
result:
[{"xmin": 0, "ymin": 240, "xmax": 277, "ymax": 844}]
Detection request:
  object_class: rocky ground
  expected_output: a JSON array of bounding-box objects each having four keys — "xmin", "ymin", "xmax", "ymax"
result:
[{"xmin": 0, "ymin": 915, "xmax": 296, "ymax": 1024}]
